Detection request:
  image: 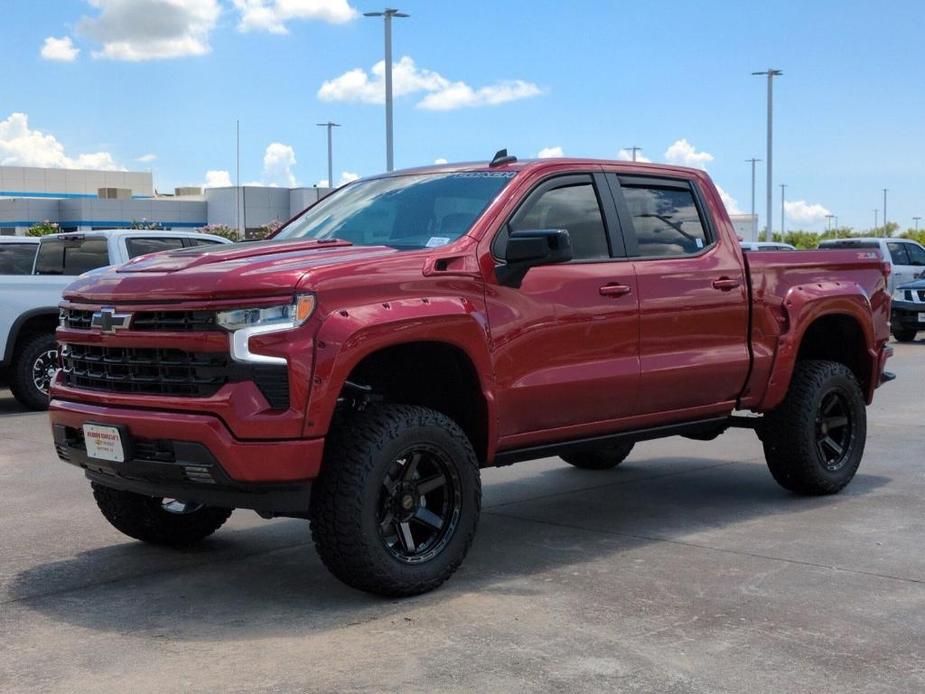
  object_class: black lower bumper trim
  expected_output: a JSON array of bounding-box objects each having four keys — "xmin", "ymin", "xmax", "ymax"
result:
[{"xmin": 53, "ymin": 424, "xmax": 311, "ymax": 515}]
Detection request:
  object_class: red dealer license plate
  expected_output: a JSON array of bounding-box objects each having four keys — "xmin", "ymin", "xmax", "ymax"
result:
[{"xmin": 82, "ymin": 424, "xmax": 125, "ymax": 463}]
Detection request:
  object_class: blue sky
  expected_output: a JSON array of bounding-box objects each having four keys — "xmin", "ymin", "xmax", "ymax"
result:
[{"xmin": 2, "ymin": 0, "xmax": 923, "ymax": 232}]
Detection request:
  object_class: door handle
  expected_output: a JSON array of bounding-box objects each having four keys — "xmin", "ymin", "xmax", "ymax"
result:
[
  {"xmin": 599, "ymin": 283, "xmax": 632, "ymax": 297},
  {"xmin": 712, "ymin": 277, "xmax": 740, "ymax": 291}
]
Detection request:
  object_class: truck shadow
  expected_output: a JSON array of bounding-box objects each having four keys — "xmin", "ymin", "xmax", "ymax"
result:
[{"xmin": 7, "ymin": 458, "xmax": 889, "ymax": 641}]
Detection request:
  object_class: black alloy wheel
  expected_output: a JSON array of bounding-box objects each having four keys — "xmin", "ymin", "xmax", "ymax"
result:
[{"xmin": 377, "ymin": 446, "xmax": 462, "ymax": 563}]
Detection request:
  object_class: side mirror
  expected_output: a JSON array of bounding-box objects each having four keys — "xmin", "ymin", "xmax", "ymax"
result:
[{"xmin": 496, "ymin": 229, "xmax": 573, "ymax": 287}]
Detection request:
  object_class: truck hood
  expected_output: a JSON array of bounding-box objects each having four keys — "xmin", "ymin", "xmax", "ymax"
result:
[{"xmin": 62, "ymin": 239, "xmax": 400, "ymax": 303}]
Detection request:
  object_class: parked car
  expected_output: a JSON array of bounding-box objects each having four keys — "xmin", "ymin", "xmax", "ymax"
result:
[
  {"xmin": 890, "ymin": 277, "xmax": 925, "ymax": 342},
  {"xmin": 0, "ymin": 236, "xmax": 40, "ymax": 275},
  {"xmin": 1, "ymin": 230, "xmax": 230, "ymax": 409},
  {"xmin": 818, "ymin": 237, "xmax": 925, "ymax": 292},
  {"xmin": 740, "ymin": 241, "xmax": 796, "ymax": 252},
  {"xmin": 49, "ymin": 156, "xmax": 892, "ymax": 597}
]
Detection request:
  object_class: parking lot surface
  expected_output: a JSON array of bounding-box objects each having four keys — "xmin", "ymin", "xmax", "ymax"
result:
[{"xmin": 1, "ymin": 341, "xmax": 923, "ymax": 693}]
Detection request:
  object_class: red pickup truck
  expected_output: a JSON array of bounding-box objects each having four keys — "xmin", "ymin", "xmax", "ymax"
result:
[{"xmin": 49, "ymin": 155, "xmax": 893, "ymax": 596}]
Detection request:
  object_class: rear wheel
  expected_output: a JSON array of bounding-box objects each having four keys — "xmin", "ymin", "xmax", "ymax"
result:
[
  {"xmin": 759, "ymin": 360, "xmax": 866, "ymax": 495},
  {"xmin": 561, "ymin": 441, "xmax": 635, "ymax": 470},
  {"xmin": 310, "ymin": 405, "xmax": 480, "ymax": 597},
  {"xmin": 9, "ymin": 332, "xmax": 57, "ymax": 411},
  {"xmin": 92, "ymin": 483, "xmax": 232, "ymax": 546},
  {"xmin": 892, "ymin": 327, "xmax": 917, "ymax": 343}
]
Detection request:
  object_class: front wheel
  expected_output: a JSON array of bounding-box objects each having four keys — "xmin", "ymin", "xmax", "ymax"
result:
[
  {"xmin": 892, "ymin": 327, "xmax": 917, "ymax": 343},
  {"xmin": 310, "ymin": 405, "xmax": 481, "ymax": 597},
  {"xmin": 92, "ymin": 483, "xmax": 232, "ymax": 545},
  {"xmin": 9, "ymin": 332, "xmax": 58, "ymax": 411},
  {"xmin": 759, "ymin": 360, "xmax": 866, "ymax": 495}
]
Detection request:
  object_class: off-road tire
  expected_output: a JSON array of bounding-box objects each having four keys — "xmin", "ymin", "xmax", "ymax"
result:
[
  {"xmin": 760, "ymin": 360, "xmax": 866, "ymax": 495},
  {"xmin": 310, "ymin": 405, "xmax": 481, "ymax": 597},
  {"xmin": 561, "ymin": 441, "xmax": 635, "ymax": 470},
  {"xmin": 9, "ymin": 332, "xmax": 57, "ymax": 411},
  {"xmin": 92, "ymin": 483, "xmax": 232, "ymax": 546},
  {"xmin": 892, "ymin": 328, "xmax": 917, "ymax": 343}
]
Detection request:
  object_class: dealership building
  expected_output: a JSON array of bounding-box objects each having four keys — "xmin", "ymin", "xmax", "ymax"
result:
[{"xmin": 0, "ymin": 165, "xmax": 331, "ymax": 238}]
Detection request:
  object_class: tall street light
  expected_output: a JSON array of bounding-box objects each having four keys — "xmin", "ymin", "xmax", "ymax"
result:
[
  {"xmin": 825, "ymin": 214, "xmax": 834, "ymax": 232},
  {"xmin": 882, "ymin": 188, "xmax": 889, "ymax": 237},
  {"xmin": 915, "ymin": 216, "xmax": 922, "ymax": 232},
  {"xmin": 779, "ymin": 183, "xmax": 787, "ymax": 237},
  {"xmin": 364, "ymin": 8, "xmax": 409, "ymax": 172},
  {"xmin": 874, "ymin": 209, "xmax": 879, "ymax": 231},
  {"xmin": 746, "ymin": 157, "xmax": 761, "ymax": 239},
  {"xmin": 316, "ymin": 121, "xmax": 341, "ymax": 188},
  {"xmin": 753, "ymin": 69, "xmax": 783, "ymax": 241},
  {"xmin": 625, "ymin": 146, "xmax": 642, "ymax": 162}
]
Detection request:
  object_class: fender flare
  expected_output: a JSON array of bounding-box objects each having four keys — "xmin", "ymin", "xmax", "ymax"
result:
[
  {"xmin": 759, "ymin": 282, "xmax": 876, "ymax": 411},
  {"xmin": 2, "ymin": 307, "xmax": 59, "ymax": 367},
  {"xmin": 303, "ymin": 296, "xmax": 497, "ymax": 457}
]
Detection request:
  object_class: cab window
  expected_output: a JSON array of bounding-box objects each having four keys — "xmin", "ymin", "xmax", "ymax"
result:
[
  {"xmin": 124, "ymin": 237, "xmax": 186, "ymax": 258},
  {"xmin": 886, "ymin": 242, "xmax": 910, "ymax": 265},
  {"xmin": 621, "ymin": 185, "xmax": 710, "ymax": 257}
]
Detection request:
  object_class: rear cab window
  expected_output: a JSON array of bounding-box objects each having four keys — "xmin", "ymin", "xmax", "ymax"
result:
[
  {"xmin": 617, "ymin": 178, "xmax": 711, "ymax": 257},
  {"xmin": 886, "ymin": 242, "xmax": 910, "ymax": 265},
  {"xmin": 0, "ymin": 243, "xmax": 39, "ymax": 274},
  {"xmin": 34, "ymin": 236, "xmax": 110, "ymax": 275},
  {"xmin": 124, "ymin": 237, "xmax": 186, "ymax": 258}
]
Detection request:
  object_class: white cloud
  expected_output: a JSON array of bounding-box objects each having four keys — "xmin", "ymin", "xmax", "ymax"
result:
[
  {"xmin": 537, "ymin": 146, "xmax": 564, "ymax": 159},
  {"xmin": 664, "ymin": 138, "xmax": 714, "ymax": 169},
  {"xmin": 784, "ymin": 200, "xmax": 831, "ymax": 225},
  {"xmin": 233, "ymin": 0, "xmax": 357, "ymax": 33},
  {"xmin": 41, "ymin": 36, "xmax": 80, "ymax": 62},
  {"xmin": 715, "ymin": 184, "xmax": 744, "ymax": 216},
  {"xmin": 316, "ymin": 170, "xmax": 359, "ymax": 188},
  {"xmin": 137, "ymin": 153, "xmax": 157, "ymax": 163},
  {"xmin": 0, "ymin": 112, "xmax": 123, "ymax": 170},
  {"xmin": 418, "ymin": 80, "xmax": 543, "ymax": 111},
  {"xmin": 77, "ymin": 0, "xmax": 221, "ymax": 61},
  {"xmin": 318, "ymin": 56, "xmax": 542, "ymax": 111},
  {"xmin": 617, "ymin": 148, "xmax": 651, "ymax": 163},
  {"xmin": 263, "ymin": 142, "xmax": 297, "ymax": 186},
  {"xmin": 203, "ymin": 169, "xmax": 232, "ymax": 188},
  {"xmin": 434, "ymin": 158, "xmax": 448, "ymax": 165}
]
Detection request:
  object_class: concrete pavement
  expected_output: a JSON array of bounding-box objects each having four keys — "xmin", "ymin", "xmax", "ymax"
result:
[{"xmin": 1, "ymin": 342, "xmax": 923, "ymax": 693}]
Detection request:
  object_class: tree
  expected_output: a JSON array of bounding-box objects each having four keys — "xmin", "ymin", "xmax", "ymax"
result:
[{"xmin": 26, "ymin": 221, "xmax": 60, "ymax": 236}]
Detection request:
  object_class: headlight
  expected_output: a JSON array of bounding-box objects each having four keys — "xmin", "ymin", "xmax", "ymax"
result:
[
  {"xmin": 218, "ymin": 294, "xmax": 315, "ymax": 365},
  {"xmin": 892, "ymin": 289, "xmax": 907, "ymax": 302},
  {"xmin": 216, "ymin": 294, "xmax": 315, "ymax": 331}
]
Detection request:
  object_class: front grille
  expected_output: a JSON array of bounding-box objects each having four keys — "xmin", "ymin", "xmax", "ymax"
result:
[
  {"xmin": 60, "ymin": 343, "xmax": 291, "ymax": 408},
  {"xmin": 62, "ymin": 307, "xmax": 218, "ymax": 332},
  {"xmin": 62, "ymin": 345, "xmax": 228, "ymax": 397}
]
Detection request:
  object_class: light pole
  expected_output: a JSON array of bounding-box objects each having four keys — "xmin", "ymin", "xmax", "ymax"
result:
[
  {"xmin": 874, "ymin": 209, "xmax": 878, "ymax": 232},
  {"xmin": 364, "ymin": 8, "xmax": 409, "ymax": 172},
  {"xmin": 882, "ymin": 188, "xmax": 889, "ymax": 237},
  {"xmin": 625, "ymin": 146, "xmax": 642, "ymax": 162},
  {"xmin": 825, "ymin": 214, "xmax": 834, "ymax": 233},
  {"xmin": 779, "ymin": 183, "xmax": 787, "ymax": 237},
  {"xmin": 915, "ymin": 216, "xmax": 922, "ymax": 232},
  {"xmin": 746, "ymin": 157, "xmax": 761, "ymax": 239},
  {"xmin": 316, "ymin": 121, "xmax": 341, "ymax": 188},
  {"xmin": 753, "ymin": 68, "xmax": 783, "ymax": 241}
]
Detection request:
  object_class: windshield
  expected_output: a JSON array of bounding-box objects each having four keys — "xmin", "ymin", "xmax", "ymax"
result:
[{"xmin": 274, "ymin": 171, "xmax": 516, "ymax": 249}]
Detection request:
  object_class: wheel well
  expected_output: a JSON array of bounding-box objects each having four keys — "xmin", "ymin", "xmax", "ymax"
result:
[
  {"xmin": 343, "ymin": 342, "xmax": 489, "ymax": 463},
  {"xmin": 797, "ymin": 314, "xmax": 870, "ymax": 392},
  {"xmin": 6, "ymin": 312, "xmax": 58, "ymax": 363}
]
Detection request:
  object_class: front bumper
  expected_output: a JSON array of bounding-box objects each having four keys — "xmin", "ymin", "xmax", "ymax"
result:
[
  {"xmin": 891, "ymin": 301, "xmax": 925, "ymax": 330},
  {"xmin": 50, "ymin": 398, "xmax": 325, "ymax": 514}
]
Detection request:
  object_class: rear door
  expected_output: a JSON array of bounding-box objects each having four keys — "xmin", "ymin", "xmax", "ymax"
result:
[
  {"xmin": 486, "ymin": 172, "xmax": 640, "ymax": 437},
  {"xmin": 607, "ymin": 174, "xmax": 750, "ymax": 415}
]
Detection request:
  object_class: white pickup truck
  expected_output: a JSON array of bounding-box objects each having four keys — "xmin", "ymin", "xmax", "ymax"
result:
[{"xmin": 0, "ymin": 230, "xmax": 230, "ymax": 409}]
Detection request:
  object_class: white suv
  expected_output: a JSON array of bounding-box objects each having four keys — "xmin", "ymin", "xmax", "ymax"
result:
[
  {"xmin": 818, "ymin": 238, "xmax": 925, "ymax": 292},
  {"xmin": 1, "ymin": 230, "xmax": 230, "ymax": 410}
]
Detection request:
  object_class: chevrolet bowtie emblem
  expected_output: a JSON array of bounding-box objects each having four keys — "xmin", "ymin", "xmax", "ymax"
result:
[{"xmin": 90, "ymin": 307, "xmax": 132, "ymax": 333}]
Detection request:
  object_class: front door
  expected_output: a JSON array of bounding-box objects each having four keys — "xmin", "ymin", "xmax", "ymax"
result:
[{"xmin": 485, "ymin": 173, "xmax": 640, "ymax": 438}]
